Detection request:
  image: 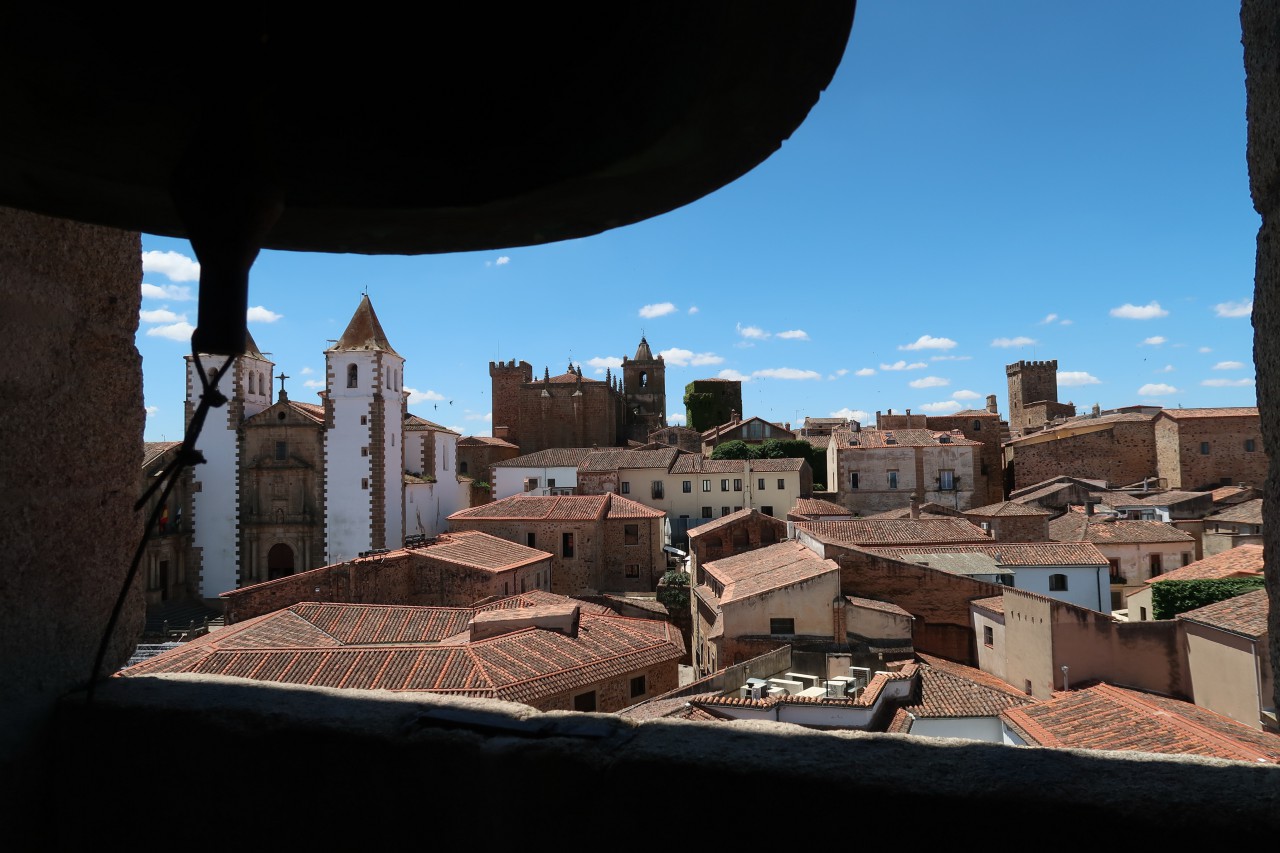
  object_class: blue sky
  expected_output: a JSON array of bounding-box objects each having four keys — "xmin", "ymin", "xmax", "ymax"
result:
[{"xmin": 138, "ymin": 3, "xmax": 1259, "ymax": 443}]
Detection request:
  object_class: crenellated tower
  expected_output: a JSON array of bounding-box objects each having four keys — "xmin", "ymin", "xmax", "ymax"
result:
[{"xmin": 622, "ymin": 335, "xmax": 666, "ymax": 442}]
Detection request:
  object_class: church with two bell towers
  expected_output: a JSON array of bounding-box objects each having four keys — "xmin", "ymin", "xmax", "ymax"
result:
[{"xmin": 184, "ymin": 295, "xmax": 466, "ymax": 602}]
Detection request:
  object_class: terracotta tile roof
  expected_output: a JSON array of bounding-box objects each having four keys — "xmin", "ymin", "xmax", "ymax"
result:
[
  {"xmin": 796, "ymin": 518, "xmax": 993, "ymax": 546},
  {"xmin": 952, "ymin": 409, "xmax": 999, "ymax": 417},
  {"xmin": 492, "ymin": 448, "xmax": 595, "ymax": 468},
  {"xmin": 142, "ymin": 441, "xmax": 182, "ymax": 470},
  {"xmin": 701, "ymin": 416, "xmax": 795, "ymax": 440},
  {"xmin": 1157, "ymin": 407, "xmax": 1259, "ymax": 419},
  {"xmin": 410, "ymin": 530, "xmax": 550, "ymax": 572},
  {"xmin": 1003, "ymin": 413, "xmax": 1156, "ymax": 445},
  {"xmin": 744, "ymin": 458, "xmax": 806, "ymax": 472},
  {"xmin": 971, "ymin": 595, "xmax": 1004, "ymax": 614},
  {"xmin": 457, "ymin": 435, "xmax": 520, "ymax": 448},
  {"xmin": 404, "ymin": 413, "xmax": 458, "ymax": 434},
  {"xmin": 1146, "ymin": 544, "xmax": 1264, "ymax": 584},
  {"xmin": 1177, "ymin": 588, "xmax": 1269, "ymax": 638},
  {"xmin": 1048, "ymin": 514, "xmax": 1196, "ymax": 544},
  {"xmin": 1000, "ymin": 682, "xmax": 1280, "ymax": 764},
  {"xmin": 118, "ymin": 594, "xmax": 682, "ymax": 706},
  {"xmin": 289, "ymin": 400, "xmax": 326, "ymax": 424},
  {"xmin": 800, "ymin": 435, "xmax": 831, "ymax": 450},
  {"xmin": 832, "ymin": 428, "xmax": 980, "ymax": 449},
  {"xmin": 862, "ymin": 504, "xmax": 958, "ymax": 520},
  {"xmin": 701, "ymin": 540, "xmax": 838, "ymax": 604},
  {"xmin": 1008, "ymin": 476, "xmax": 1110, "ymax": 500},
  {"xmin": 449, "ymin": 494, "xmax": 606, "ymax": 520},
  {"xmin": 1210, "ymin": 484, "xmax": 1260, "ymax": 503},
  {"xmin": 580, "ymin": 447, "xmax": 680, "ymax": 472},
  {"xmin": 964, "ymin": 501, "xmax": 1052, "ymax": 518},
  {"xmin": 845, "ymin": 595, "xmax": 913, "ymax": 617},
  {"xmin": 1206, "ymin": 498, "xmax": 1263, "ymax": 525},
  {"xmin": 687, "ymin": 508, "xmax": 781, "ymax": 539},
  {"xmin": 887, "ymin": 654, "xmax": 1036, "ymax": 732},
  {"xmin": 604, "ymin": 494, "xmax": 667, "ymax": 519},
  {"xmin": 327, "ymin": 294, "xmax": 399, "ymax": 354},
  {"xmin": 866, "ymin": 542, "xmax": 1108, "ymax": 568},
  {"xmin": 804, "ymin": 417, "xmax": 850, "ymax": 426},
  {"xmin": 791, "ymin": 498, "xmax": 851, "ymax": 517}
]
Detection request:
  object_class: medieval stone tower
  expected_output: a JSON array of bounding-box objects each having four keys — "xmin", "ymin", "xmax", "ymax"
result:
[
  {"xmin": 622, "ymin": 335, "xmax": 666, "ymax": 442},
  {"xmin": 1006, "ymin": 359, "xmax": 1075, "ymax": 432},
  {"xmin": 324, "ymin": 294, "xmax": 405, "ymax": 562},
  {"xmin": 488, "ymin": 358, "xmax": 534, "ymax": 447},
  {"xmin": 185, "ymin": 331, "xmax": 275, "ymax": 599}
]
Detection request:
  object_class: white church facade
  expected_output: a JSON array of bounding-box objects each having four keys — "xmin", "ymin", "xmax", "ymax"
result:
[{"xmin": 184, "ymin": 295, "xmax": 467, "ymax": 602}]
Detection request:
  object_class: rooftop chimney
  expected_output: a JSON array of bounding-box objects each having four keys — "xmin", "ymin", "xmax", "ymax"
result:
[
  {"xmin": 986, "ymin": 394, "xmax": 998, "ymax": 413},
  {"xmin": 910, "ymin": 494, "xmax": 921, "ymax": 519}
]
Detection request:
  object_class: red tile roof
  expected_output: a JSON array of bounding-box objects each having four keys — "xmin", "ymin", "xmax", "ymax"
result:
[
  {"xmin": 580, "ymin": 447, "xmax": 680, "ymax": 472},
  {"xmin": 964, "ymin": 501, "xmax": 1051, "ymax": 518},
  {"xmin": 1048, "ymin": 514, "xmax": 1196, "ymax": 544},
  {"xmin": 886, "ymin": 654, "xmax": 1036, "ymax": 733},
  {"xmin": 866, "ymin": 542, "xmax": 1108, "ymax": 567},
  {"xmin": 686, "ymin": 508, "xmax": 784, "ymax": 539},
  {"xmin": 1177, "ymin": 588, "xmax": 1268, "ymax": 638},
  {"xmin": 790, "ymin": 498, "xmax": 852, "ymax": 517},
  {"xmin": 458, "ymin": 435, "xmax": 520, "ymax": 448},
  {"xmin": 1000, "ymin": 682, "xmax": 1280, "ymax": 764},
  {"xmin": 1157, "ymin": 407, "xmax": 1259, "ymax": 419},
  {"xmin": 832, "ymin": 428, "xmax": 980, "ymax": 449},
  {"xmin": 1206, "ymin": 499, "xmax": 1263, "ymax": 525},
  {"xmin": 404, "ymin": 413, "xmax": 458, "ymax": 434},
  {"xmin": 117, "ymin": 594, "xmax": 682, "ymax": 706},
  {"xmin": 796, "ymin": 518, "xmax": 993, "ymax": 546},
  {"xmin": 1146, "ymin": 544, "xmax": 1263, "ymax": 584},
  {"xmin": 411, "ymin": 529, "xmax": 550, "ymax": 572},
  {"xmin": 448, "ymin": 493, "xmax": 663, "ymax": 521},
  {"xmin": 492, "ymin": 448, "xmax": 594, "ymax": 468},
  {"xmin": 700, "ymin": 540, "xmax": 838, "ymax": 604}
]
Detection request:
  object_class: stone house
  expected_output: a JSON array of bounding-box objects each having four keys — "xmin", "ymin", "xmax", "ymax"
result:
[
  {"xmin": 1153, "ymin": 407, "xmax": 1266, "ymax": 490},
  {"xmin": 1201, "ymin": 498, "xmax": 1264, "ymax": 556},
  {"xmin": 877, "ymin": 406, "xmax": 1007, "ymax": 506},
  {"xmin": 826, "ymin": 426, "xmax": 982, "ymax": 515},
  {"xmin": 1002, "ymin": 412, "xmax": 1159, "ymax": 493},
  {"xmin": 455, "ymin": 435, "xmax": 520, "ymax": 483},
  {"xmin": 1126, "ymin": 543, "xmax": 1263, "ymax": 624},
  {"xmin": 687, "ymin": 508, "xmax": 788, "ymax": 570},
  {"xmin": 961, "ymin": 500, "xmax": 1052, "ymax": 541},
  {"xmin": 123, "ymin": 590, "xmax": 684, "ymax": 714},
  {"xmin": 1048, "ymin": 510, "xmax": 1198, "ymax": 609},
  {"xmin": 700, "ymin": 414, "xmax": 796, "ymax": 454},
  {"xmin": 490, "ymin": 447, "xmax": 594, "ymax": 499},
  {"xmin": 447, "ymin": 493, "xmax": 666, "ymax": 595}
]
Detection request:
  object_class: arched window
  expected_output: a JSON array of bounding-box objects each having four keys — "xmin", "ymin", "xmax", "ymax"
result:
[
  {"xmin": 347, "ymin": 364, "xmax": 358, "ymax": 388},
  {"xmin": 973, "ymin": 419, "xmax": 982, "ymax": 431},
  {"xmin": 248, "ymin": 372, "xmax": 255, "ymax": 394},
  {"xmin": 267, "ymin": 543, "xmax": 296, "ymax": 581},
  {"xmin": 639, "ymin": 371, "xmax": 648, "ymax": 388},
  {"xmin": 260, "ymin": 372, "xmax": 266, "ymax": 395}
]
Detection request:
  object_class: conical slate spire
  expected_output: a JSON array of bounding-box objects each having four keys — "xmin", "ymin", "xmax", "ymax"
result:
[
  {"xmin": 328, "ymin": 294, "xmax": 399, "ymax": 354},
  {"xmin": 634, "ymin": 335, "xmax": 653, "ymax": 361}
]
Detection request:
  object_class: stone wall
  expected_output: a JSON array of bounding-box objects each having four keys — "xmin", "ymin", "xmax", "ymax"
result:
[
  {"xmin": 1153, "ymin": 412, "xmax": 1269, "ymax": 490},
  {"xmin": 1009, "ymin": 420, "xmax": 1157, "ymax": 491}
]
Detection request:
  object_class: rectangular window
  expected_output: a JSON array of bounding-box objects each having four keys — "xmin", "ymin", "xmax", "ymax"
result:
[
  {"xmin": 624, "ymin": 524, "xmax": 638, "ymax": 546},
  {"xmin": 888, "ymin": 470, "xmax": 899, "ymax": 489},
  {"xmin": 630, "ymin": 675, "xmax": 646, "ymax": 698},
  {"xmin": 701, "ymin": 506, "xmax": 712, "ymax": 519},
  {"xmin": 1246, "ymin": 439, "xmax": 1257, "ymax": 452},
  {"xmin": 1149, "ymin": 553, "xmax": 1162, "ymax": 577},
  {"xmin": 733, "ymin": 479, "xmax": 742, "ymax": 492},
  {"xmin": 1108, "ymin": 559, "xmax": 1122, "ymax": 583},
  {"xmin": 361, "ymin": 478, "xmax": 368, "ymax": 490},
  {"xmin": 651, "ymin": 480, "xmax": 664, "ymax": 499},
  {"xmin": 769, "ymin": 617, "xmax": 795, "ymax": 635},
  {"xmin": 360, "ymin": 415, "xmax": 368, "ymax": 425},
  {"xmin": 734, "ymin": 506, "xmax": 742, "ymax": 513},
  {"xmin": 720, "ymin": 506, "xmax": 730, "ymax": 517},
  {"xmin": 526, "ymin": 532, "xmax": 535, "ymax": 547},
  {"xmin": 702, "ymin": 479, "xmax": 711, "ymax": 492},
  {"xmin": 1182, "ymin": 552, "xmax": 1193, "ymax": 566},
  {"xmin": 721, "ymin": 479, "xmax": 730, "ymax": 491},
  {"xmin": 625, "ymin": 564, "xmax": 639, "ymax": 578},
  {"xmin": 777, "ymin": 478, "xmax": 785, "ymax": 490},
  {"xmin": 849, "ymin": 472, "xmax": 859, "ymax": 489},
  {"xmin": 621, "ymin": 481, "xmax": 630, "ymax": 494},
  {"xmin": 1200, "ymin": 442, "xmax": 1211, "ymax": 455},
  {"xmin": 939, "ymin": 469, "xmax": 955, "ymax": 491},
  {"xmin": 547, "ymin": 478, "xmax": 555, "ymax": 488},
  {"xmin": 983, "ymin": 626, "xmax": 994, "ymax": 648},
  {"xmin": 682, "ymin": 480, "xmax": 692, "ymax": 493},
  {"xmin": 758, "ymin": 478, "xmax": 766, "ymax": 491},
  {"xmin": 562, "ymin": 532, "xmax": 574, "ymax": 558},
  {"xmin": 573, "ymin": 691, "xmax": 597, "ymax": 712},
  {"xmin": 275, "ymin": 441, "xmax": 287, "ymax": 461},
  {"xmin": 1049, "ymin": 574, "xmax": 1068, "ymax": 591},
  {"xmin": 761, "ymin": 506, "xmax": 773, "ymax": 517}
]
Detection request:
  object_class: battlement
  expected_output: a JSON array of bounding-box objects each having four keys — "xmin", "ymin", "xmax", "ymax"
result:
[
  {"xmin": 1005, "ymin": 359, "xmax": 1057, "ymax": 375},
  {"xmin": 489, "ymin": 359, "xmax": 532, "ymax": 379}
]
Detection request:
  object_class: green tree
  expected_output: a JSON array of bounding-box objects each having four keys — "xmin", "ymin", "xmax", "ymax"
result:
[
  {"xmin": 1150, "ymin": 577, "xmax": 1266, "ymax": 620},
  {"xmin": 710, "ymin": 439, "xmax": 757, "ymax": 460}
]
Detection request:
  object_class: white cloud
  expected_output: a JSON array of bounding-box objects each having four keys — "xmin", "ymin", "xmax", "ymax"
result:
[
  {"xmin": 145, "ymin": 405, "xmax": 158, "ymax": 417},
  {"xmin": 247, "ymin": 305, "xmax": 282, "ymax": 323},
  {"xmin": 991, "ymin": 336, "xmax": 1037, "ymax": 348},
  {"xmin": 752, "ymin": 368, "xmax": 821, "ymax": 381},
  {"xmin": 1110, "ymin": 301, "xmax": 1168, "ymax": 319},
  {"xmin": 688, "ymin": 306, "xmax": 699, "ymax": 315},
  {"xmin": 1138, "ymin": 383, "xmax": 1178, "ymax": 396},
  {"xmin": 1199, "ymin": 346, "xmax": 1213, "ymax": 353},
  {"xmin": 1040, "ymin": 313, "xmax": 1058, "ymax": 324},
  {"xmin": 776, "ymin": 329, "xmax": 809, "ymax": 340},
  {"xmin": 930, "ymin": 355, "xmax": 972, "ymax": 361},
  {"xmin": 667, "ymin": 412, "xmax": 687, "ymax": 426},
  {"xmin": 300, "ymin": 366, "xmax": 314, "ymax": 375},
  {"xmin": 495, "ymin": 256, "xmax": 510, "ymax": 266},
  {"xmin": 830, "ymin": 407, "xmax": 870, "ymax": 422},
  {"xmin": 142, "ymin": 250, "xmax": 200, "ymax": 282},
  {"xmin": 855, "ymin": 367, "xmax": 876, "ymax": 376},
  {"xmin": 639, "ymin": 302, "xmax": 677, "ymax": 319},
  {"xmin": 827, "ymin": 368, "xmax": 849, "ymax": 380},
  {"xmin": 1157, "ymin": 364, "xmax": 1175, "ymax": 373},
  {"xmin": 145, "ymin": 322, "xmax": 194, "ymax": 341},
  {"xmin": 1060, "ymin": 319, "xmax": 1074, "ymax": 325},
  {"xmin": 737, "ymin": 323, "xmax": 770, "ymax": 340},
  {"xmin": 465, "ymin": 411, "xmax": 492, "ymax": 422},
  {"xmin": 1142, "ymin": 336, "xmax": 1166, "ymax": 346},
  {"xmin": 880, "ymin": 360, "xmax": 927, "ymax": 371},
  {"xmin": 909, "ymin": 376, "xmax": 949, "ymax": 389},
  {"xmin": 1213, "ymin": 361, "xmax": 1245, "ymax": 370},
  {"xmin": 404, "ymin": 387, "xmax": 445, "ymax": 403},
  {"xmin": 659, "ymin": 348, "xmax": 723, "ymax": 367},
  {"xmin": 141, "ymin": 282, "xmax": 194, "ymax": 301},
  {"xmin": 1058, "ymin": 371, "xmax": 1101, "ymax": 386},
  {"xmin": 587, "ymin": 356, "xmax": 623, "ymax": 374},
  {"xmin": 919, "ymin": 400, "xmax": 962, "ymax": 414},
  {"xmin": 1202, "ymin": 378, "xmax": 1255, "ymax": 387},
  {"xmin": 952, "ymin": 389, "xmax": 981, "ymax": 400},
  {"xmin": 899, "ymin": 335, "xmax": 957, "ymax": 351},
  {"xmin": 303, "ymin": 379, "xmax": 325, "ymax": 390},
  {"xmin": 718, "ymin": 369, "xmax": 751, "ymax": 382},
  {"xmin": 139, "ymin": 308, "xmax": 185, "ymax": 324},
  {"xmin": 1214, "ymin": 300, "xmax": 1252, "ymax": 318}
]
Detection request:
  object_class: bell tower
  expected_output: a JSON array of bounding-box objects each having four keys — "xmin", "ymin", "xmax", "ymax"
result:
[{"xmin": 622, "ymin": 335, "xmax": 666, "ymax": 443}]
